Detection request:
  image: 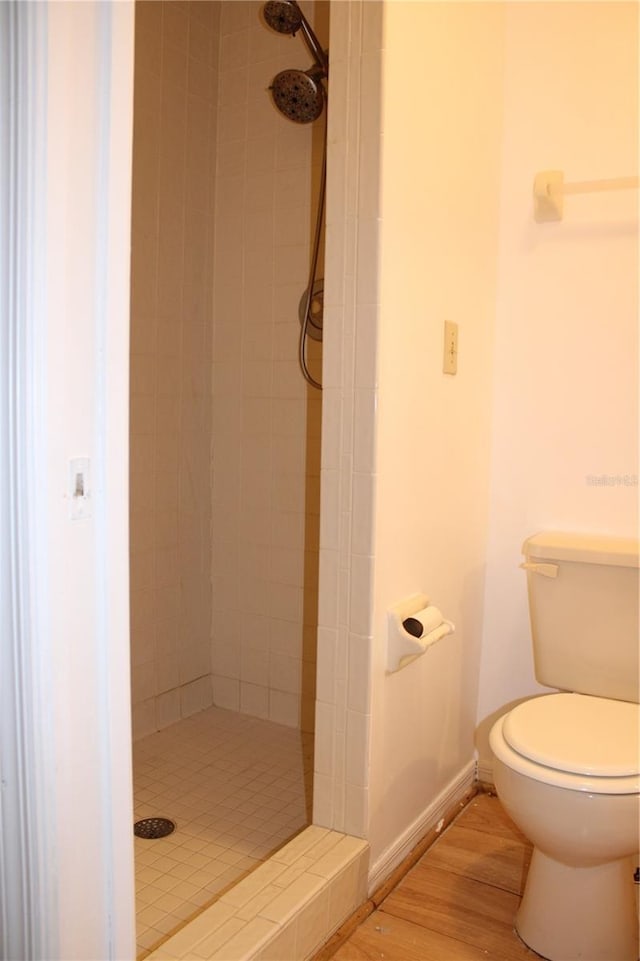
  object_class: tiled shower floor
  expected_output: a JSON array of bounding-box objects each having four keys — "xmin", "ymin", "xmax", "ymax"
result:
[{"xmin": 133, "ymin": 706, "xmax": 313, "ymax": 957}]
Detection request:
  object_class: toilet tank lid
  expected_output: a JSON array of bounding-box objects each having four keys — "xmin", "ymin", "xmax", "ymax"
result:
[
  {"xmin": 523, "ymin": 532, "xmax": 639, "ymax": 568},
  {"xmin": 503, "ymin": 694, "xmax": 640, "ymax": 778}
]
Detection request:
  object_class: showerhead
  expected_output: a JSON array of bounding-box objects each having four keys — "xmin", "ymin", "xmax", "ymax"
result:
[
  {"xmin": 270, "ymin": 68, "xmax": 325, "ymax": 124},
  {"xmin": 262, "ymin": 0, "xmax": 329, "ymax": 75},
  {"xmin": 263, "ymin": 0, "xmax": 303, "ymax": 35}
]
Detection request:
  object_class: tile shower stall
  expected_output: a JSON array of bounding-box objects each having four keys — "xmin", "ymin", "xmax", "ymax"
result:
[
  {"xmin": 129, "ymin": 0, "xmax": 327, "ymax": 952},
  {"xmin": 130, "ymin": 0, "xmax": 326, "ymax": 738}
]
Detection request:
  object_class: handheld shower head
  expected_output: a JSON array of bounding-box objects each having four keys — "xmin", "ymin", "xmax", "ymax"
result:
[{"xmin": 270, "ymin": 67, "xmax": 325, "ymax": 123}]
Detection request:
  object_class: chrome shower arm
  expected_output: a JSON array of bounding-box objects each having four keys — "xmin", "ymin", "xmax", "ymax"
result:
[{"xmin": 296, "ymin": 14, "xmax": 328, "ymax": 74}]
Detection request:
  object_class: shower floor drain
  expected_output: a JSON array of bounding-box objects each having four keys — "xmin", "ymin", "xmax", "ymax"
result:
[{"xmin": 134, "ymin": 817, "xmax": 176, "ymax": 839}]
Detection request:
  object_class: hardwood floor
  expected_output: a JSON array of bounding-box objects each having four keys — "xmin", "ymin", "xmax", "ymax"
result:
[{"xmin": 322, "ymin": 793, "xmax": 538, "ymax": 961}]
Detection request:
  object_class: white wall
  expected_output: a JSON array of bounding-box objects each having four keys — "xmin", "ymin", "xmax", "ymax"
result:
[
  {"xmin": 368, "ymin": 2, "xmax": 506, "ymax": 870},
  {"xmin": 476, "ymin": 1, "xmax": 639, "ymax": 769},
  {"xmin": 31, "ymin": 3, "xmax": 136, "ymax": 957}
]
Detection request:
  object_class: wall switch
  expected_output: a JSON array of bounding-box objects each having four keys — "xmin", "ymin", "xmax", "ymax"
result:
[
  {"xmin": 443, "ymin": 320, "xmax": 458, "ymax": 375},
  {"xmin": 69, "ymin": 457, "xmax": 91, "ymax": 519}
]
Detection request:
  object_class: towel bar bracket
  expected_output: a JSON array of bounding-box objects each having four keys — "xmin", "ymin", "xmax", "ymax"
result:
[{"xmin": 533, "ymin": 169, "xmax": 639, "ymax": 223}]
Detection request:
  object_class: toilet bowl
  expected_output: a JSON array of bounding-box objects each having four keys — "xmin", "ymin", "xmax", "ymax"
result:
[
  {"xmin": 490, "ymin": 693, "xmax": 640, "ymax": 961},
  {"xmin": 489, "ymin": 532, "xmax": 640, "ymax": 960}
]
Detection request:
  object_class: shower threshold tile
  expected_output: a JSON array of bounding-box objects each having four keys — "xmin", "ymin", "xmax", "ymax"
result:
[{"xmin": 133, "ymin": 704, "xmax": 313, "ymax": 958}]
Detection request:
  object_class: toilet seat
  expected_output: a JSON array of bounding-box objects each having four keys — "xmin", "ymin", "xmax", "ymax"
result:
[
  {"xmin": 491, "ymin": 695, "xmax": 640, "ymax": 795},
  {"xmin": 503, "ymin": 693, "xmax": 640, "ymax": 777}
]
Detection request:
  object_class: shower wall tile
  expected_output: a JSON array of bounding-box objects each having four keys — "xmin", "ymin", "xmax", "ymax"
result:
[
  {"xmin": 132, "ymin": 696, "xmax": 157, "ymax": 741},
  {"xmin": 156, "ymin": 687, "xmax": 181, "ymax": 729},
  {"xmin": 353, "ymin": 389, "xmax": 377, "ymax": 475},
  {"xmin": 220, "ymin": 0, "xmax": 253, "ymax": 36},
  {"xmin": 315, "ymin": 626, "xmax": 336, "ymax": 705},
  {"xmin": 268, "ymin": 617, "xmax": 301, "ymax": 658},
  {"xmin": 221, "ymin": 28, "xmax": 250, "ymax": 73},
  {"xmin": 240, "ymin": 681, "xmax": 270, "ymax": 719},
  {"xmin": 344, "ymin": 783, "xmax": 369, "ymax": 839},
  {"xmin": 313, "ymin": 1, "xmax": 381, "ymax": 836},
  {"xmin": 131, "ymin": 660, "xmax": 155, "ymax": 705},
  {"xmin": 269, "ymin": 653, "xmax": 301, "ymax": 695},
  {"xmin": 319, "ymin": 469, "xmax": 340, "ymax": 551},
  {"xmin": 242, "ymin": 648, "xmax": 269, "ymax": 686},
  {"xmin": 130, "ymin": 0, "xmax": 219, "ymax": 739},
  {"xmin": 134, "ymin": 2, "xmax": 163, "ymax": 77},
  {"xmin": 210, "ymin": 1, "xmax": 328, "ymax": 733},
  {"xmin": 212, "ymin": 675, "xmax": 240, "ymax": 711},
  {"xmin": 156, "ymin": 653, "xmax": 181, "ymax": 694},
  {"xmin": 180, "ymin": 675, "xmax": 214, "ymax": 718},
  {"xmin": 269, "ymin": 690, "xmax": 300, "ymax": 728}
]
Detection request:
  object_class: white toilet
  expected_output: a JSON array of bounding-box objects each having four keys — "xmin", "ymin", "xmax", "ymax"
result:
[{"xmin": 489, "ymin": 532, "xmax": 640, "ymax": 961}]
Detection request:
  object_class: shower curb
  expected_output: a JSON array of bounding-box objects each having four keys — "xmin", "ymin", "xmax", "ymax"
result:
[{"xmin": 145, "ymin": 827, "xmax": 369, "ymax": 961}]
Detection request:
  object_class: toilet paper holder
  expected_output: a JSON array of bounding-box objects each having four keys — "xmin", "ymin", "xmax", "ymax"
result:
[{"xmin": 387, "ymin": 593, "xmax": 455, "ymax": 674}]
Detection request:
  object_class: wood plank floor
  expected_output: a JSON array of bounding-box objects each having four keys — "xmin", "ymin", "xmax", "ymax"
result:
[{"xmin": 326, "ymin": 793, "xmax": 538, "ymax": 961}]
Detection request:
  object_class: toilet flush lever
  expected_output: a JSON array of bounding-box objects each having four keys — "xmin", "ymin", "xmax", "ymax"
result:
[{"xmin": 520, "ymin": 562, "xmax": 559, "ymax": 578}]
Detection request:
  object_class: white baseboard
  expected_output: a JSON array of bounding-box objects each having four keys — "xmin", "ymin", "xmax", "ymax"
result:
[
  {"xmin": 476, "ymin": 757, "xmax": 495, "ymax": 786},
  {"xmin": 367, "ymin": 758, "xmax": 477, "ymax": 894}
]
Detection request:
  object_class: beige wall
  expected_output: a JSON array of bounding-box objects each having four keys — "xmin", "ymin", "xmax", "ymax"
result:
[
  {"xmin": 209, "ymin": 1, "xmax": 327, "ymax": 731},
  {"xmin": 316, "ymin": 0, "xmax": 638, "ymax": 875},
  {"xmin": 368, "ymin": 1, "xmax": 505, "ymax": 870},
  {"xmin": 314, "ymin": 0, "xmax": 505, "ymax": 872},
  {"xmin": 476, "ymin": 1, "xmax": 639, "ymax": 771},
  {"xmin": 130, "ymin": 0, "xmax": 219, "ymax": 738}
]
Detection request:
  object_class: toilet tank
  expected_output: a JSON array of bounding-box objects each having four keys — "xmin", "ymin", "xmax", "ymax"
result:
[{"xmin": 523, "ymin": 532, "xmax": 640, "ymax": 703}]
